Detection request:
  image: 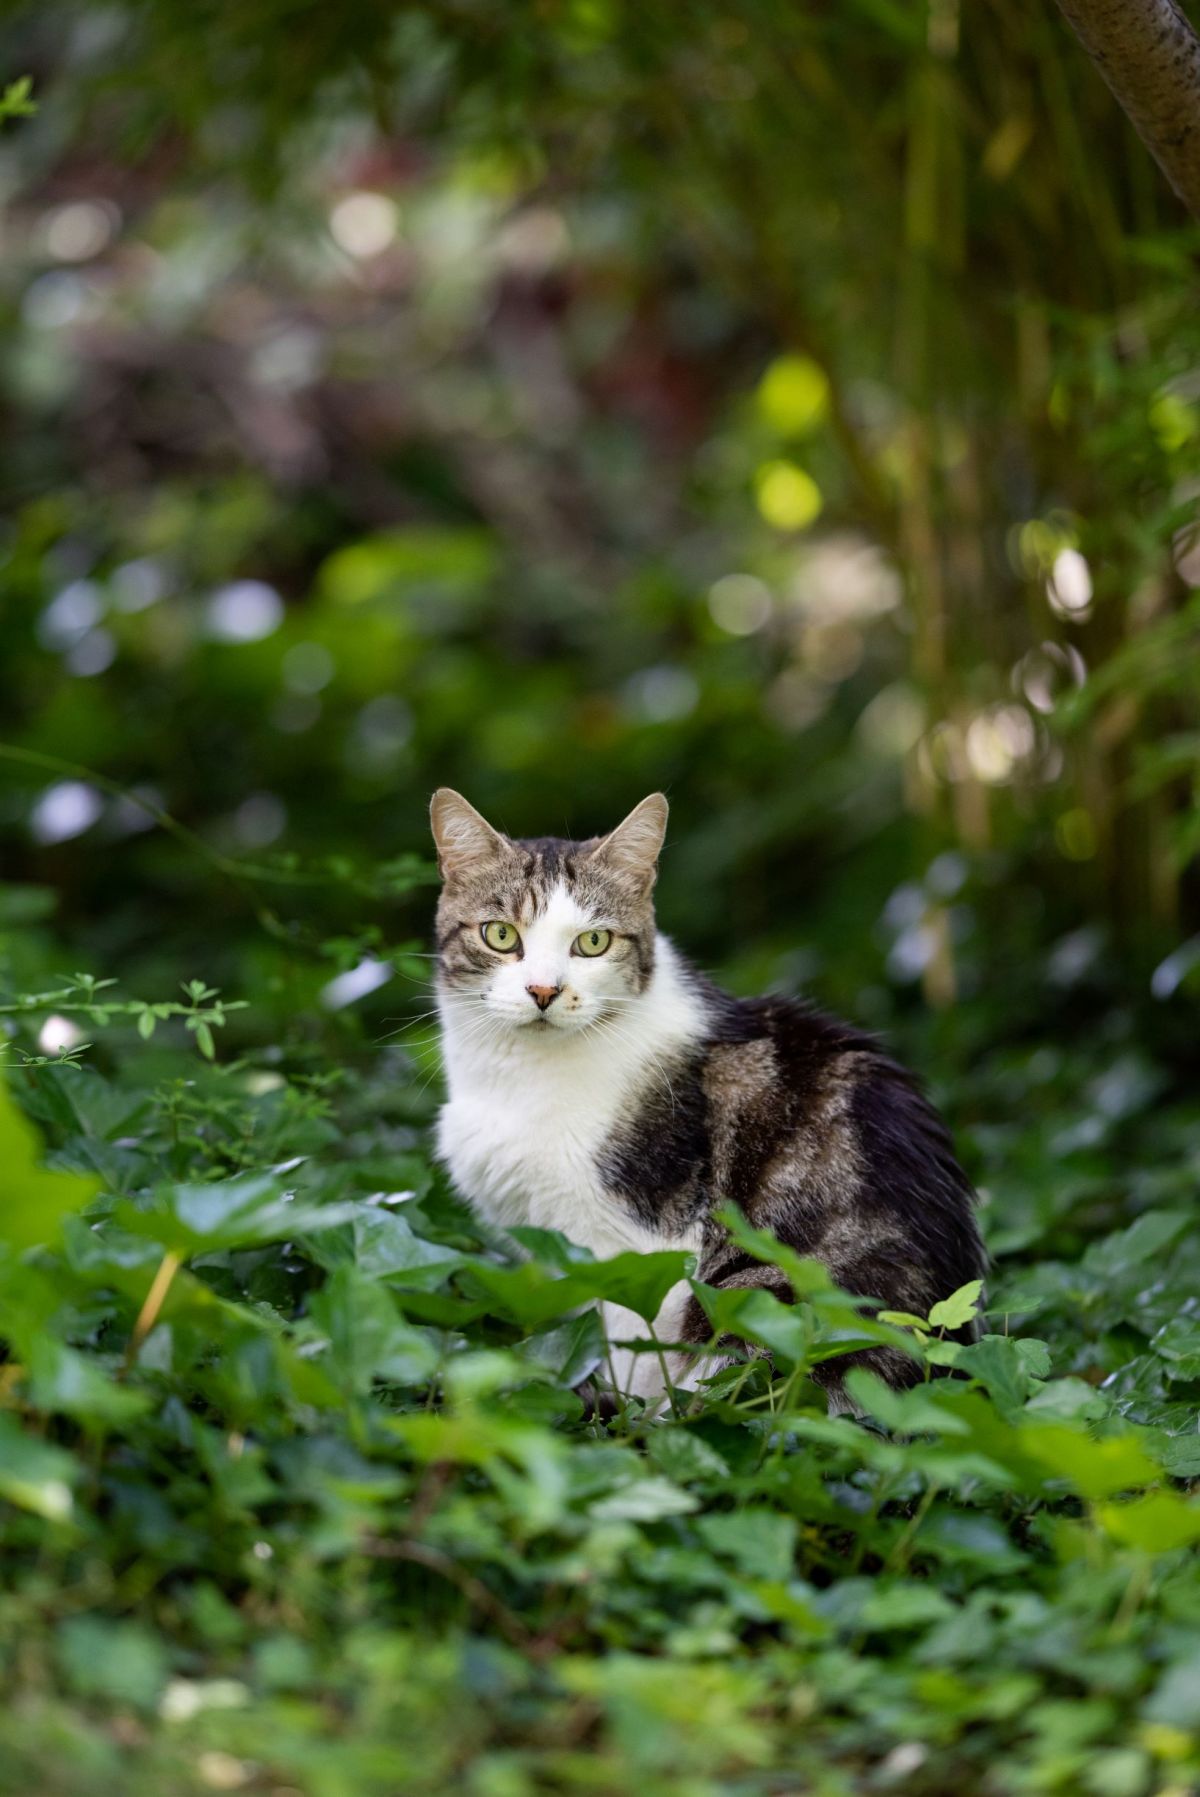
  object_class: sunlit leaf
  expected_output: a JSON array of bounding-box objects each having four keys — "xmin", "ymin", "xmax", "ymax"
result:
[{"xmin": 0, "ymin": 1070, "xmax": 99, "ymax": 1251}]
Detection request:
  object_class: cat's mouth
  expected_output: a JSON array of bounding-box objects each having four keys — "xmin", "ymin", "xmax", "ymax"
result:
[{"xmin": 508, "ymin": 1006, "xmax": 581, "ymax": 1034}]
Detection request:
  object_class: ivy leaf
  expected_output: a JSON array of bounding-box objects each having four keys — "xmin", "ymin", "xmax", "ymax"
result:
[
  {"xmin": 955, "ymin": 1335, "xmax": 1051, "ymax": 1414},
  {"xmin": 116, "ymin": 1174, "xmax": 360, "ymax": 1253},
  {"xmin": 698, "ymin": 1510, "xmax": 797, "ymax": 1581},
  {"xmin": 1082, "ymin": 1210, "xmax": 1190, "ymax": 1278},
  {"xmin": 521, "ymin": 1309, "xmax": 607, "ymax": 1388},
  {"xmin": 352, "ymin": 1207, "xmax": 466, "ymax": 1288},
  {"xmin": 308, "ymin": 1267, "xmax": 439, "ymax": 1394},
  {"xmin": 464, "ymin": 1249, "xmax": 690, "ymax": 1328},
  {"xmin": 927, "ymin": 1280, "xmax": 985, "ymax": 1332}
]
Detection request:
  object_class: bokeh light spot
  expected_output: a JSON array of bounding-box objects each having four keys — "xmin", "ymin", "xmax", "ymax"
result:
[
  {"xmin": 43, "ymin": 200, "xmax": 119, "ymax": 262},
  {"xmin": 38, "ymin": 1015, "xmax": 84, "ymax": 1055},
  {"xmin": 622, "ymin": 665, "xmax": 700, "ymax": 724},
  {"xmin": 65, "ymin": 628, "xmax": 116, "ymax": 676},
  {"xmin": 30, "ymin": 781, "xmax": 103, "ymax": 844},
  {"xmin": 755, "ymin": 355, "xmax": 829, "ymax": 436},
  {"xmin": 233, "ymin": 793, "xmax": 286, "ymax": 848},
  {"xmin": 1047, "ymin": 548, "xmax": 1092, "ymax": 620},
  {"xmin": 39, "ymin": 580, "xmax": 103, "ymax": 650},
  {"xmin": 330, "ymin": 192, "xmax": 398, "ymax": 258},
  {"xmin": 207, "ymin": 581, "xmax": 284, "ymax": 644},
  {"xmin": 1149, "ymin": 391, "xmax": 1198, "ymax": 453},
  {"xmin": 111, "ymin": 559, "xmax": 167, "ymax": 612},
  {"xmin": 346, "ymin": 695, "xmax": 413, "ymax": 775},
  {"xmin": 320, "ymin": 958, "xmax": 393, "ymax": 1010},
  {"xmin": 965, "ymin": 706, "xmax": 1035, "ymax": 784},
  {"xmin": 857, "ymin": 683, "xmax": 926, "ymax": 757},
  {"xmin": 755, "ymin": 462, "xmax": 823, "ymax": 532},
  {"xmin": 707, "ymin": 573, "xmax": 772, "ymax": 635}
]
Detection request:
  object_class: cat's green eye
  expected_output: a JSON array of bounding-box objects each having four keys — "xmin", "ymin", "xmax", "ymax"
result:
[
  {"xmin": 481, "ymin": 921, "xmax": 520, "ymax": 952},
  {"xmin": 574, "ymin": 928, "xmax": 612, "ymax": 958}
]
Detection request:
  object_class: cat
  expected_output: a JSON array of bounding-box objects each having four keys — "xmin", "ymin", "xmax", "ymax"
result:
[{"xmin": 430, "ymin": 787, "xmax": 985, "ymax": 1408}]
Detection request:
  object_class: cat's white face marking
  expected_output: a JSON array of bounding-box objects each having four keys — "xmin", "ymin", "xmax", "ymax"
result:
[{"xmin": 475, "ymin": 880, "xmax": 636, "ymax": 1035}]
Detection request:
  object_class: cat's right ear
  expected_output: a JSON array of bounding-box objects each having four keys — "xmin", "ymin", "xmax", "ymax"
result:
[{"xmin": 430, "ymin": 789, "xmax": 508, "ymax": 880}]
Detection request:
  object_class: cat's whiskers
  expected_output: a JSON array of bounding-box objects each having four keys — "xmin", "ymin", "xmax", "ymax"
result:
[
  {"xmin": 376, "ymin": 988, "xmax": 487, "ymax": 1044},
  {"xmin": 409, "ymin": 1005, "xmax": 508, "ymax": 1096}
]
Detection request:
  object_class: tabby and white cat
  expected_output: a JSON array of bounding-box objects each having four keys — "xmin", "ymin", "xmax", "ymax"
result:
[{"xmin": 431, "ymin": 788, "xmax": 984, "ymax": 1406}]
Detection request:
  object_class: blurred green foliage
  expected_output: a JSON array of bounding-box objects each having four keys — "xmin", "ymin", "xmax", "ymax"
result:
[{"xmin": 0, "ymin": 1, "xmax": 1199, "ymax": 1791}]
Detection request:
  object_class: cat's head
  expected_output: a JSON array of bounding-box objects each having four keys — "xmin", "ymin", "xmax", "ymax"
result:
[{"xmin": 430, "ymin": 789, "xmax": 668, "ymax": 1035}]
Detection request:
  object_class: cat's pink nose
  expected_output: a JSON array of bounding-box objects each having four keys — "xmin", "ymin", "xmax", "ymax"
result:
[{"xmin": 526, "ymin": 983, "xmax": 561, "ymax": 1011}]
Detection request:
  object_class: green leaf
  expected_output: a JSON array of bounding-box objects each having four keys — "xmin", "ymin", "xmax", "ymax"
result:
[
  {"xmin": 877, "ymin": 1309, "xmax": 931, "ymax": 1332},
  {"xmin": 1023, "ymin": 1378, "xmax": 1109, "ymax": 1422},
  {"xmin": 57, "ymin": 1618, "xmax": 166, "ymax": 1710},
  {"xmin": 116, "ymin": 1174, "xmax": 360, "ymax": 1253},
  {"xmin": 713, "ymin": 1206, "xmax": 833, "ymax": 1297},
  {"xmin": 698, "ymin": 1510, "xmax": 797, "ymax": 1581},
  {"xmin": 353, "ymin": 1206, "xmax": 466, "ymax": 1288},
  {"xmin": 844, "ymin": 1370, "xmax": 972, "ymax": 1436},
  {"xmin": 0, "ymin": 1069, "xmax": 99, "ymax": 1251},
  {"xmin": 1082, "ymin": 1210, "xmax": 1190, "ymax": 1278},
  {"xmin": 927, "ymin": 1280, "xmax": 985, "ymax": 1331},
  {"xmin": 522, "ymin": 1309, "xmax": 607, "ymax": 1388},
  {"xmin": 463, "ymin": 1248, "xmax": 690, "ymax": 1328},
  {"xmin": 647, "ymin": 1428, "xmax": 731, "ymax": 1484},
  {"xmin": 319, "ymin": 525, "xmax": 498, "ymax": 607},
  {"xmin": 0, "ymin": 77, "xmax": 36, "ymax": 124},
  {"xmin": 1143, "ymin": 1653, "xmax": 1200, "ymax": 1729},
  {"xmin": 0, "ymin": 1414, "xmax": 78, "ymax": 1519},
  {"xmin": 733, "ymin": 1288, "xmax": 813, "ymax": 1365},
  {"xmin": 860, "ymin": 1583, "xmax": 955, "ymax": 1629},
  {"xmin": 1018, "ymin": 1424, "xmax": 1162, "ymax": 1498},
  {"xmin": 1148, "ymin": 1317, "xmax": 1200, "ymax": 1381},
  {"xmin": 26, "ymin": 1338, "xmax": 150, "ymax": 1428},
  {"xmin": 954, "ymin": 1335, "xmax": 1051, "ymax": 1414},
  {"xmin": 308, "ymin": 1266, "xmax": 439, "ymax": 1393},
  {"xmin": 589, "ymin": 1476, "xmax": 699, "ymax": 1522},
  {"xmin": 1097, "ymin": 1491, "xmax": 1200, "ymax": 1553}
]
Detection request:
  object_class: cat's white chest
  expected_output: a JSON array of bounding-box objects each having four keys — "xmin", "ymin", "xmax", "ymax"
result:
[{"xmin": 437, "ymin": 1038, "xmax": 643, "ymax": 1257}]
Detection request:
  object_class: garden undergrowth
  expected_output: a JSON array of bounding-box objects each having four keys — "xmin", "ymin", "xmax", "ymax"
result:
[{"xmin": 1, "ymin": 890, "xmax": 1198, "ymax": 1797}]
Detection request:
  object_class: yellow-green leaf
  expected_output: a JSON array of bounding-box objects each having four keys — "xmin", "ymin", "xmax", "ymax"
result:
[
  {"xmin": 0, "ymin": 1070, "xmax": 99, "ymax": 1251},
  {"xmin": 1098, "ymin": 1491, "xmax": 1200, "ymax": 1553},
  {"xmin": 927, "ymin": 1280, "xmax": 984, "ymax": 1331}
]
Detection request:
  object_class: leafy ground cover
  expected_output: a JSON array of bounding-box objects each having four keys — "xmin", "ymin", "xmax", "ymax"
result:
[{"xmin": 1, "ymin": 876, "xmax": 1199, "ymax": 1797}]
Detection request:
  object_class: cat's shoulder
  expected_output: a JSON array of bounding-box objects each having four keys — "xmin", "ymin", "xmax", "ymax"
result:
[{"xmin": 686, "ymin": 970, "xmax": 885, "ymax": 1079}]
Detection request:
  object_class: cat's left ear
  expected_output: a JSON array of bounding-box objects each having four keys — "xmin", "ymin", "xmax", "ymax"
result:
[{"xmin": 591, "ymin": 793, "xmax": 668, "ymax": 892}]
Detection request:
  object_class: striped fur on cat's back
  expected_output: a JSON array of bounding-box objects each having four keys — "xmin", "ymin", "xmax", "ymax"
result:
[{"xmin": 430, "ymin": 788, "xmax": 985, "ymax": 1405}]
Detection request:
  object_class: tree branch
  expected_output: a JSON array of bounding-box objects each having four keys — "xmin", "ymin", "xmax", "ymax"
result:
[{"xmin": 1054, "ymin": 0, "xmax": 1200, "ymax": 220}]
